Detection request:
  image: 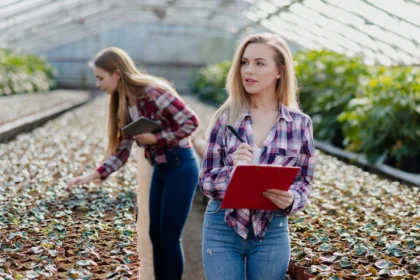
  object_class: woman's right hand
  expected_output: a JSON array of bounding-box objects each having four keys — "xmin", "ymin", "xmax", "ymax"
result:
[
  {"xmin": 66, "ymin": 171, "xmax": 100, "ymax": 191},
  {"xmin": 232, "ymin": 143, "xmax": 253, "ymax": 166}
]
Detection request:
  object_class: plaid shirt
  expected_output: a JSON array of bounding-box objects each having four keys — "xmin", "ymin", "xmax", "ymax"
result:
[
  {"xmin": 97, "ymin": 86, "xmax": 199, "ymax": 179},
  {"xmin": 199, "ymin": 103, "xmax": 316, "ymax": 240}
]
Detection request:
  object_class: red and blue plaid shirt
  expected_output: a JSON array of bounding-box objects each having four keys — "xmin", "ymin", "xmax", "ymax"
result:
[
  {"xmin": 199, "ymin": 103, "xmax": 316, "ymax": 240},
  {"xmin": 97, "ymin": 86, "xmax": 199, "ymax": 179}
]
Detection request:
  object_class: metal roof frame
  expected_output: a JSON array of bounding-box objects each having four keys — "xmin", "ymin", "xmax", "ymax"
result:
[{"xmin": 1, "ymin": 0, "xmax": 420, "ymax": 65}]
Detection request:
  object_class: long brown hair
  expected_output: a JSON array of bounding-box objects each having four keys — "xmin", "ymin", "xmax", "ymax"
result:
[
  {"xmin": 210, "ymin": 32, "xmax": 300, "ymax": 130},
  {"xmin": 91, "ymin": 47, "xmax": 179, "ymax": 157}
]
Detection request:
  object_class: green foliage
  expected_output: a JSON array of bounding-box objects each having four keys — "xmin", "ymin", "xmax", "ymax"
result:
[
  {"xmin": 294, "ymin": 49, "xmax": 369, "ymax": 147},
  {"xmin": 191, "ymin": 60, "xmax": 231, "ymax": 104},
  {"xmin": 0, "ymin": 48, "xmax": 57, "ymax": 96},
  {"xmin": 338, "ymin": 67, "xmax": 420, "ymax": 169}
]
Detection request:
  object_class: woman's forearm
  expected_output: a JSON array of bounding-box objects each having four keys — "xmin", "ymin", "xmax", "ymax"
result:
[{"xmin": 89, "ymin": 170, "xmax": 101, "ymax": 180}]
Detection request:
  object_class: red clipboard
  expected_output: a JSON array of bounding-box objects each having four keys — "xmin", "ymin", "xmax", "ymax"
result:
[{"xmin": 221, "ymin": 165, "xmax": 300, "ymax": 210}]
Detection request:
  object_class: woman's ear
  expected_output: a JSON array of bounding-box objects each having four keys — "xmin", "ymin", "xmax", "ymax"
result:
[
  {"xmin": 276, "ymin": 65, "xmax": 285, "ymax": 79},
  {"xmin": 113, "ymin": 69, "xmax": 121, "ymax": 80}
]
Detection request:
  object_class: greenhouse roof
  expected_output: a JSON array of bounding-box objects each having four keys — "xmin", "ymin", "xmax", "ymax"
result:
[{"xmin": 1, "ymin": 0, "xmax": 420, "ymax": 65}]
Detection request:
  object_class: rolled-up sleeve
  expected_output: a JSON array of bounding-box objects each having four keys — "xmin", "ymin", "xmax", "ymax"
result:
[
  {"xmin": 199, "ymin": 115, "xmax": 234, "ymax": 199},
  {"xmin": 288, "ymin": 117, "xmax": 316, "ymax": 216},
  {"xmin": 96, "ymin": 135, "xmax": 134, "ymax": 180}
]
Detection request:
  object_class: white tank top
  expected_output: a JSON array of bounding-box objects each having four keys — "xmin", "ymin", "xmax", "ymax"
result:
[
  {"xmin": 128, "ymin": 105, "xmax": 139, "ymax": 121},
  {"xmin": 252, "ymin": 146, "xmax": 263, "ymax": 164}
]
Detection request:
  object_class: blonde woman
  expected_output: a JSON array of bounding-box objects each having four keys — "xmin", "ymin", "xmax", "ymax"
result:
[
  {"xmin": 67, "ymin": 47, "xmax": 200, "ymax": 280},
  {"xmin": 199, "ymin": 33, "xmax": 316, "ymax": 279}
]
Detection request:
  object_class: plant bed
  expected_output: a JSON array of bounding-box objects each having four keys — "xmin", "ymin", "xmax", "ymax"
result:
[{"xmin": 0, "ymin": 97, "xmax": 140, "ymax": 279}]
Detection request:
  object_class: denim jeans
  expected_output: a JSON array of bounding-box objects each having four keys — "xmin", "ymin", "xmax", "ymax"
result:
[
  {"xmin": 202, "ymin": 199, "xmax": 290, "ymax": 280},
  {"xmin": 149, "ymin": 146, "xmax": 199, "ymax": 280}
]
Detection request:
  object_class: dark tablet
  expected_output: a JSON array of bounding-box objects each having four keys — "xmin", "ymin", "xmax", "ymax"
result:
[{"xmin": 122, "ymin": 117, "xmax": 161, "ymax": 135}]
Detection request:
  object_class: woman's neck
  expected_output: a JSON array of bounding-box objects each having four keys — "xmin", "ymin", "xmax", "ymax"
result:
[{"xmin": 251, "ymin": 93, "xmax": 279, "ymax": 112}]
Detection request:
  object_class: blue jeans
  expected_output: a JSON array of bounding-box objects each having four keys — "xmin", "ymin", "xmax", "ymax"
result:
[
  {"xmin": 202, "ymin": 199, "xmax": 290, "ymax": 280},
  {"xmin": 149, "ymin": 146, "xmax": 199, "ymax": 280}
]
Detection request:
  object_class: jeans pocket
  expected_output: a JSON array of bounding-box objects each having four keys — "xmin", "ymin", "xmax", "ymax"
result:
[{"xmin": 205, "ymin": 199, "xmax": 222, "ymax": 215}]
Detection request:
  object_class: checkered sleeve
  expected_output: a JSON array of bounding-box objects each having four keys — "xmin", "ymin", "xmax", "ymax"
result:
[
  {"xmin": 199, "ymin": 114, "xmax": 234, "ymax": 199},
  {"xmin": 96, "ymin": 135, "xmax": 134, "ymax": 180},
  {"xmin": 151, "ymin": 89, "xmax": 199, "ymax": 146},
  {"xmin": 288, "ymin": 116, "xmax": 316, "ymax": 216}
]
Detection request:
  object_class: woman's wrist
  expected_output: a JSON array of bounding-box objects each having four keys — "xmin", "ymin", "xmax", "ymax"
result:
[{"xmin": 90, "ymin": 170, "xmax": 101, "ymax": 180}]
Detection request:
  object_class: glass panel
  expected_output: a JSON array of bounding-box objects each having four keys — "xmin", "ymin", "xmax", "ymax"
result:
[
  {"xmin": 375, "ymin": 53, "xmax": 393, "ymax": 66},
  {"xmin": 244, "ymin": 10, "xmax": 259, "ymax": 21},
  {"xmin": 323, "ymin": 0, "xmax": 416, "ymax": 43},
  {"xmin": 266, "ymin": 15, "xmax": 380, "ymax": 62},
  {"xmin": 0, "ymin": 0, "xmax": 50, "ymax": 18},
  {"xmin": 260, "ymin": 18, "xmax": 321, "ymax": 50},
  {"xmin": 0, "ymin": 0, "xmax": 84, "ymax": 32},
  {"xmin": 366, "ymin": 0, "xmax": 420, "ymax": 27},
  {"xmin": 257, "ymin": 1, "xmax": 278, "ymax": 13},
  {"xmin": 289, "ymin": 3, "xmax": 378, "ymax": 51},
  {"xmin": 362, "ymin": 25, "xmax": 418, "ymax": 57},
  {"xmin": 269, "ymin": 16, "xmax": 346, "ymax": 53},
  {"xmin": 2, "ymin": 0, "xmax": 111, "ymax": 42},
  {"xmin": 0, "ymin": 0, "xmax": 23, "ymax": 9},
  {"xmin": 400, "ymin": 21, "xmax": 420, "ymax": 43},
  {"xmin": 397, "ymin": 50, "xmax": 415, "ymax": 65},
  {"xmin": 305, "ymin": 0, "xmax": 365, "ymax": 27},
  {"xmin": 280, "ymin": 13, "xmax": 362, "ymax": 53},
  {"xmin": 268, "ymin": 0, "xmax": 292, "ymax": 7}
]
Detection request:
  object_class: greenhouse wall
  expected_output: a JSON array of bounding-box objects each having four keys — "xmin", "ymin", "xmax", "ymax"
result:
[{"xmin": 38, "ymin": 23, "xmax": 237, "ymax": 93}]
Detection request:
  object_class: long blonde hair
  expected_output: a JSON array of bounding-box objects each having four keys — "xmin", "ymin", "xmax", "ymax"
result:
[
  {"xmin": 211, "ymin": 32, "xmax": 300, "ymax": 129},
  {"xmin": 91, "ymin": 47, "xmax": 179, "ymax": 157}
]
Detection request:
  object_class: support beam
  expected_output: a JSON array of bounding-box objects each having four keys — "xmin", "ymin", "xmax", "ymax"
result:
[
  {"xmin": 300, "ymin": 1, "xmax": 418, "ymax": 61},
  {"xmin": 0, "ymin": 0, "xmax": 58, "ymax": 20},
  {"xmin": 0, "ymin": 0, "xmax": 104, "ymax": 34},
  {"xmin": 236, "ymin": 0, "xmax": 304, "ymax": 34},
  {"xmin": 8, "ymin": 8, "xmax": 127, "ymax": 50},
  {"xmin": 3, "ymin": 5, "xmax": 126, "ymax": 45},
  {"xmin": 359, "ymin": 0, "xmax": 420, "ymax": 30},
  {"xmin": 281, "ymin": 8, "xmax": 402, "ymax": 63}
]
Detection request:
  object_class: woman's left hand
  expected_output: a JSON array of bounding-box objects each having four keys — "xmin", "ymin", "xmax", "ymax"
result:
[
  {"xmin": 263, "ymin": 189, "xmax": 294, "ymax": 209},
  {"xmin": 134, "ymin": 133, "xmax": 158, "ymax": 145}
]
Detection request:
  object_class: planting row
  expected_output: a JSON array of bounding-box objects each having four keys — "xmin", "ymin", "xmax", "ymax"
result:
[
  {"xmin": 0, "ymin": 96, "xmax": 140, "ymax": 279},
  {"xmin": 0, "ymin": 90, "xmax": 89, "ymax": 125}
]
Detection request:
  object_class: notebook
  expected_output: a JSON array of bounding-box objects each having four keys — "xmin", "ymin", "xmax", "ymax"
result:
[{"xmin": 221, "ymin": 165, "xmax": 300, "ymax": 210}]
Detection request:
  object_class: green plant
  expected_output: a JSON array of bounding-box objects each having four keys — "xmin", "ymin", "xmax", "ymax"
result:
[
  {"xmin": 0, "ymin": 48, "xmax": 57, "ymax": 96},
  {"xmin": 339, "ymin": 66, "xmax": 420, "ymax": 171},
  {"xmin": 191, "ymin": 60, "xmax": 231, "ymax": 104},
  {"xmin": 294, "ymin": 49, "xmax": 369, "ymax": 147}
]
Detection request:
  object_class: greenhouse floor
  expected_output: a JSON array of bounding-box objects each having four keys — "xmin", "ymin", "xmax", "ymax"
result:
[{"xmin": 0, "ymin": 94, "xmax": 418, "ymax": 280}]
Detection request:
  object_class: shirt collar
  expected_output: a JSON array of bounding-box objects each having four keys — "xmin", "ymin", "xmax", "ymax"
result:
[
  {"xmin": 278, "ymin": 102, "xmax": 294, "ymax": 122},
  {"xmin": 241, "ymin": 102, "xmax": 294, "ymax": 122}
]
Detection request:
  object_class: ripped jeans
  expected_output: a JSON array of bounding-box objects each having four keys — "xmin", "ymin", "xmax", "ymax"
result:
[{"xmin": 202, "ymin": 199, "xmax": 290, "ymax": 280}]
